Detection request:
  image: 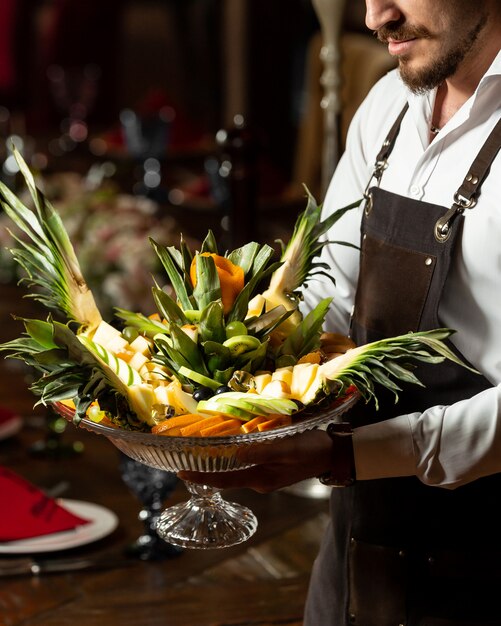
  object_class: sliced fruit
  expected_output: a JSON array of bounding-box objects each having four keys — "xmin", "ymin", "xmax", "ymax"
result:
[
  {"xmin": 201, "ymin": 419, "xmax": 242, "ymax": 437},
  {"xmin": 129, "ymin": 334, "xmax": 153, "ymax": 356},
  {"xmin": 253, "ymin": 372, "xmax": 272, "ymax": 394},
  {"xmin": 241, "ymin": 415, "xmax": 268, "ymax": 433},
  {"xmin": 245, "ymin": 294, "xmax": 265, "ymax": 319},
  {"xmin": 166, "ymin": 381, "xmax": 199, "ymax": 414},
  {"xmin": 152, "ymin": 413, "xmax": 204, "ymax": 435},
  {"xmin": 184, "ymin": 309, "xmax": 202, "ymax": 323},
  {"xmin": 297, "ymin": 368, "xmax": 328, "ymax": 406},
  {"xmin": 128, "ymin": 384, "xmax": 156, "ymax": 425},
  {"xmin": 78, "ymin": 336, "xmax": 142, "ymax": 386},
  {"xmin": 197, "ymin": 391, "xmax": 297, "ymax": 418},
  {"xmin": 257, "ymin": 415, "xmax": 292, "ymax": 431},
  {"xmin": 90, "ymin": 320, "xmax": 122, "ymax": 347},
  {"xmin": 198, "ymin": 401, "xmax": 254, "ymax": 421},
  {"xmin": 128, "ymin": 351, "xmax": 149, "ymax": 373},
  {"xmin": 180, "ymin": 415, "xmax": 225, "ymax": 437},
  {"xmin": 271, "ymin": 367, "xmax": 293, "ymax": 387},
  {"xmin": 222, "ymin": 334, "xmax": 261, "ymax": 356},
  {"xmin": 178, "ymin": 366, "xmax": 220, "ymax": 391},
  {"xmin": 290, "ymin": 363, "xmax": 319, "ymax": 399},
  {"xmin": 261, "ymin": 379, "xmax": 292, "ymax": 399},
  {"xmin": 105, "ymin": 334, "xmax": 131, "ymax": 355}
]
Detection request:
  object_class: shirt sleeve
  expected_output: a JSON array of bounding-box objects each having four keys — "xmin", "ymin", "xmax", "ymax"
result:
[{"xmin": 353, "ymin": 383, "xmax": 501, "ymax": 489}]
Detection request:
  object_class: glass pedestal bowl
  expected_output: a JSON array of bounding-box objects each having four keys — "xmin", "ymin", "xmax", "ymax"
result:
[{"xmin": 55, "ymin": 391, "xmax": 358, "ymax": 549}]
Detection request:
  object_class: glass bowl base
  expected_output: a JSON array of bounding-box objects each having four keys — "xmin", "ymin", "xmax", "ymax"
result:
[{"xmin": 155, "ymin": 484, "xmax": 258, "ymax": 549}]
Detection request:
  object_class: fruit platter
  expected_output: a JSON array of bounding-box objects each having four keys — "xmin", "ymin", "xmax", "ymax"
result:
[{"xmin": 0, "ymin": 148, "xmax": 467, "ymax": 548}]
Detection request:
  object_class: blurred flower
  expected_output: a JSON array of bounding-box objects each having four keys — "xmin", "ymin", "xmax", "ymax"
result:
[{"xmin": 0, "ymin": 170, "xmax": 199, "ymax": 317}]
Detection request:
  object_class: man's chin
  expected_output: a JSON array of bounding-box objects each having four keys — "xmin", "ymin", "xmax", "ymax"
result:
[{"xmin": 398, "ymin": 62, "xmax": 439, "ymax": 94}]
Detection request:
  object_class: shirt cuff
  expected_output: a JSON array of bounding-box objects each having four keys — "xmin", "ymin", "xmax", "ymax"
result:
[{"xmin": 352, "ymin": 415, "xmax": 417, "ymax": 480}]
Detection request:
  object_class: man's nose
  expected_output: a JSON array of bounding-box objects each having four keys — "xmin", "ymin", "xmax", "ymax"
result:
[{"xmin": 365, "ymin": 0, "xmax": 402, "ymax": 31}]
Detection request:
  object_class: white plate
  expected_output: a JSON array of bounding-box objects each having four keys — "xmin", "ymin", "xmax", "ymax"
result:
[{"xmin": 0, "ymin": 499, "xmax": 118, "ymax": 554}]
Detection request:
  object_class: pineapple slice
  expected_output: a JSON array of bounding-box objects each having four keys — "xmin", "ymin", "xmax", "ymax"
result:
[
  {"xmin": 261, "ymin": 380, "xmax": 292, "ymax": 399},
  {"xmin": 128, "ymin": 351, "xmax": 150, "ymax": 373},
  {"xmin": 290, "ymin": 363, "xmax": 319, "ymax": 400},
  {"xmin": 129, "ymin": 334, "xmax": 153, "ymax": 356},
  {"xmin": 253, "ymin": 373, "xmax": 272, "ymax": 393},
  {"xmin": 91, "ymin": 320, "xmax": 123, "ymax": 348},
  {"xmin": 271, "ymin": 366, "xmax": 293, "ymax": 388},
  {"xmin": 128, "ymin": 384, "xmax": 156, "ymax": 425}
]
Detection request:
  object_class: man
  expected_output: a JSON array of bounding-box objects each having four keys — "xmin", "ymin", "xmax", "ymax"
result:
[{"xmin": 181, "ymin": 1, "xmax": 501, "ymax": 623}]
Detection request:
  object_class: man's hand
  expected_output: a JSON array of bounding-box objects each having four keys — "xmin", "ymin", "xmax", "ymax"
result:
[{"xmin": 178, "ymin": 429, "xmax": 333, "ymax": 493}]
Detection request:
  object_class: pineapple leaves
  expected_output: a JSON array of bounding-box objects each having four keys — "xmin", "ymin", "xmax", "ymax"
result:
[
  {"xmin": 156, "ymin": 324, "xmax": 209, "ymax": 376},
  {"xmin": 227, "ymin": 260, "xmax": 282, "ymax": 322},
  {"xmin": 200, "ymin": 230, "xmax": 219, "ymax": 254},
  {"xmin": 114, "ymin": 308, "xmax": 168, "ymax": 338},
  {"xmin": 149, "ymin": 238, "xmax": 192, "ymax": 310},
  {"xmin": 278, "ymin": 297, "xmax": 332, "ymax": 362},
  {"xmin": 265, "ymin": 188, "xmax": 361, "ymax": 302},
  {"xmin": 192, "ymin": 254, "xmax": 222, "ymax": 310},
  {"xmin": 0, "ymin": 147, "xmax": 102, "ymax": 332},
  {"xmin": 320, "ymin": 329, "xmax": 477, "ymax": 409},
  {"xmin": 227, "ymin": 242, "xmax": 261, "ymax": 276},
  {"xmin": 198, "ymin": 301, "xmax": 226, "ymax": 344},
  {"xmin": 152, "ymin": 286, "xmax": 188, "ymax": 326}
]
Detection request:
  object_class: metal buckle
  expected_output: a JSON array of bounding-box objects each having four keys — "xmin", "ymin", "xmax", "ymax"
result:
[
  {"xmin": 363, "ymin": 190, "xmax": 373, "ymax": 215},
  {"xmin": 434, "ymin": 193, "xmax": 476, "ymax": 243},
  {"xmin": 363, "ymin": 159, "xmax": 387, "ymax": 216},
  {"xmin": 453, "ymin": 192, "xmax": 477, "ymax": 209},
  {"xmin": 434, "ymin": 204, "xmax": 463, "ymax": 242}
]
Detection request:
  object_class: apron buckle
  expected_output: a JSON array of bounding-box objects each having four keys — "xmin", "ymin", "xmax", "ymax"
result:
[
  {"xmin": 364, "ymin": 160, "xmax": 388, "ymax": 215},
  {"xmin": 434, "ymin": 194, "xmax": 476, "ymax": 242}
]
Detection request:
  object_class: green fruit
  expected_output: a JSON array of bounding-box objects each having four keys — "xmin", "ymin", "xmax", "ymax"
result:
[
  {"xmin": 223, "ymin": 334, "xmax": 261, "ymax": 356},
  {"xmin": 199, "ymin": 391, "xmax": 297, "ymax": 415},
  {"xmin": 184, "ymin": 309, "xmax": 202, "ymax": 323},
  {"xmin": 225, "ymin": 321, "xmax": 248, "ymax": 338},
  {"xmin": 122, "ymin": 326, "xmax": 139, "ymax": 343},
  {"xmin": 178, "ymin": 366, "xmax": 221, "ymax": 390},
  {"xmin": 196, "ymin": 399, "xmax": 253, "ymax": 421}
]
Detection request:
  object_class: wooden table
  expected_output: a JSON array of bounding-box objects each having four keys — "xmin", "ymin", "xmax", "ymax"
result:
[{"xmin": 0, "ymin": 285, "xmax": 330, "ymax": 626}]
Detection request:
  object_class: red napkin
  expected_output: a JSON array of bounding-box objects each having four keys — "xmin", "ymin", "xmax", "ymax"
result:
[{"xmin": 0, "ymin": 466, "xmax": 90, "ymax": 542}]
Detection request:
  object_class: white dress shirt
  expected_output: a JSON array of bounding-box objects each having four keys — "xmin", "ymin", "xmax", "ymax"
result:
[{"xmin": 302, "ymin": 50, "xmax": 501, "ymax": 489}]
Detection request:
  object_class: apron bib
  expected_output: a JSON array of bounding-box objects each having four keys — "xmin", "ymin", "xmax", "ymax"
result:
[{"xmin": 305, "ymin": 109, "xmax": 501, "ymax": 626}]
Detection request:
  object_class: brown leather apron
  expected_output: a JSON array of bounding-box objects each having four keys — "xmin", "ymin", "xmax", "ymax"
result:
[{"xmin": 304, "ymin": 108, "xmax": 501, "ymax": 626}]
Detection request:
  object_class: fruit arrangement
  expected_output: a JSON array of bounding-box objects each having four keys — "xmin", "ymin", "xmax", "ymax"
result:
[{"xmin": 0, "ymin": 149, "xmax": 469, "ymax": 436}]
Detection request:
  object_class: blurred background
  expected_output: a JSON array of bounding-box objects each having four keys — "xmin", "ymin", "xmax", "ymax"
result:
[
  {"xmin": 0, "ymin": 5, "xmax": 398, "ymax": 620},
  {"xmin": 0, "ymin": 0, "xmax": 397, "ymax": 377}
]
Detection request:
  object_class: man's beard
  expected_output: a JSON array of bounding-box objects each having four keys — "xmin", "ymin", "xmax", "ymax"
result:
[{"xmin": 377, "ymin": 13, "xmax": 488, "ymax": 93}]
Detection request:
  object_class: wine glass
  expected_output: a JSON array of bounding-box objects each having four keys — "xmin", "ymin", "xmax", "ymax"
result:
[
  {"xmin": 54, "ymin": 391, "xmax": 358, "ymax": 550},
  {"xmin": 118, "ymin": 453, "xmax": 182, "ymax": 560}
]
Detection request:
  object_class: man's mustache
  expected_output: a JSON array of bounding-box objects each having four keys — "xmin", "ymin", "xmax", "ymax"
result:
[{"xmin": 376, "ymin": 24, "xmax": 431, "ymax": 43}]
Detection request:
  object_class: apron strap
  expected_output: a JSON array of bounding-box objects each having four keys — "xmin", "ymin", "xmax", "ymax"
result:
[
  {"xmin": 363, "ymin": 103, "xmax": 409, "ymax": 214},
  {"xmin": 456, "ymin": 115, "xmax": 501, "ymax": 203},
  {"xmin": 435, "ymin": 115, "xmax": 501, "ymax": 242},
  {"xmin": 375, "ymin": 102, "xmax": 409, "ymax": 164}
]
